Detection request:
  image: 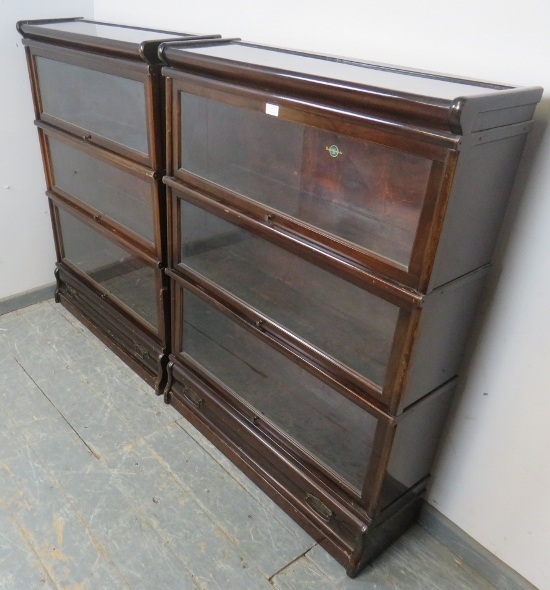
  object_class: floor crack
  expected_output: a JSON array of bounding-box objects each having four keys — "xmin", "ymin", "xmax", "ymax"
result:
[
  {"xmin": 268, "ymin": 543, "xmax": 319, "ymax": 582},
  {"xmin": 13, "ymin": 358, "xmax": 101, "ymax": 460}
]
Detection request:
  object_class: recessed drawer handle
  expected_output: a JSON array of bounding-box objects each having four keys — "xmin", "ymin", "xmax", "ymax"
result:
[
  {"xmin": 64, "ymin": 284, "xmax": 77, "ymax": 298},
  {"xmin": 305, "ymin": 493, "xmax": 333, "ymax": 522},
  {"xmin": 183, "ymin": 386, "xmax": 202, "ymax": 408},
  {"xmin": 133, "ymin": 342, "xmax": 150, "ymax": 359}
]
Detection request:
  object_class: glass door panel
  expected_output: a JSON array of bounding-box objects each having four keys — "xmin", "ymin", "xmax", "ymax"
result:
[
  {"xmin": 182, "ymin": 288, "xmax": 378, "ymax": 491},
  {"xmin": 49, "ymin": 137, "xmax": 155, "ymax": 243},
  {"xmin": 180, "ymin": 92, "xmax": 433, "ymax": 268},
  {"xmin": 180, "ymin": 199, "xmax": 400, "ymax": 388},
  {"xmin": 36, "ymin": 56, "xmax": 148, "ymax": 155},
  {"xmin": 58, "ymin": 208, "xmax": 158, "ymax": 329}
]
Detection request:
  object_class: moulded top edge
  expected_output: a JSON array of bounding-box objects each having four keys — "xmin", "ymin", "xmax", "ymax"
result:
[
  {"xmin": 163, "ymin": 41, "xmax": 543, "ymax": 134},
  {"xmin": 19, "ymin": 18, "xmax": 190, "ymax": 43},
  {"xmin": 17, "ymin": 18, "xmax": 218, "ymax": 64}
]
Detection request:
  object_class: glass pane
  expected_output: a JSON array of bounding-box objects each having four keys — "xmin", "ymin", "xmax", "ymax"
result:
[
  {"xmin": 180, "ymin": 93, "xmax": 433, "ymax": 268},
  {"xmin": 180, "ymin": 200, "xmax": 399, "ymax": 387},
  {"xmin": 49, "ymin": 137, "xmax": 155, "ymax": 243},
  {"xmin": 37, "ymin": 57, "xmax": 148, "ymax": 154},
  {"xmin": 183, "ymin": 288, "xmax": 378, "ymax": 490},
  {"xmin": 180, "ymin": 44, "xmax": 505, "ymax": 99},
  {"xmin": 39, "ymin": 21, "xmax": 187, "ymax": 43},
  {"xmin": 58, "ymin": 208, "xmax": 157, "ymax": 328}
]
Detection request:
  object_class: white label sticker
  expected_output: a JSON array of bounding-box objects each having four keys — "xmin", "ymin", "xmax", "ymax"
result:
[{"xmin": 265, "ymin": 103, "xmax": 279, "ymax": 116}]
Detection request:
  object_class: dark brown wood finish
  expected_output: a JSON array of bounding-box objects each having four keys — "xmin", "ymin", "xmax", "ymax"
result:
[
  {"xmin": 168, "ymin": 70, "xmax": 461, "ymax": 151},
  {"xmin": 169, "ymin": 263, "xmax": 400, "ymax": 407},
  {"xmin": 18, "ymin": 18, "xmax": 221, "ymax": 64},
  {"xmin": 166, "ymin": 198, "xmax": 481, "ymax": 415},
  {"xmin": 162, "ymin": 41, "xmax": 542, "ymax": 135},
  {"xmin": 166, "ymin": 183, "xmax": 487, "ymax": 415},
  {"xmin": 160, "ymin": 40, "xmax": 541, "ymax": 577},
  {"xmin": 167, "ymin": 71, "xmax": 457, "ymax": 291},
  {"xmin": 164, "ymin": 336, "xmax": 457, "ymax": 575},
  {"xmin": 163, "ymin": 48, "xmax": 541, "ymax": 293},
  {"xmin": 168, "ymin": 276, "xmax": 457, "ymax": 503},
  {"xmin": 168, "ymin": 268, "xmax": 396, "ymax": 421},
  {"xmin": 167, "ymin": 361, "xmax": 369, "ymax": 569},
  {"xmin": 17, "ymin": 19, "xmax": 207, "ymax": 393},
  {"xmin": 20, "ymin": 21, "xmax": 542, "ymax": 578},
  {"xmin": 166, "ymin": 179, "xmax": 423, "ymax": 309}
]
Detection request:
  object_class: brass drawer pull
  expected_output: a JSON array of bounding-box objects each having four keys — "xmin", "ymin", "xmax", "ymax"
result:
[
  {"xmin": 134, "ymin": 342, "xmax": 150, "ymax": 359},
  {"xmin": 305, "ymin": 493, "xmax": 333, "ymax": 522},
  {"xmin": 64, "ymin": 284, "xmax": 77, "ymax": 298},
  {"xmin": 183, "ymin": 386, "xmax": 203, "ymax": 408}
]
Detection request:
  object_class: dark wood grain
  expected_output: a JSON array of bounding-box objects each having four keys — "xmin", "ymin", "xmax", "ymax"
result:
[
  {"xmin": 166, "ymin": 179, "xmax": 423, "ymax": 309},
  {"xmin": 167, "ymin": 73, "xmax": 456, "ymax": 291},
  {"xmin": 20, "ymin": 23, "xmax": 541, "ymax": 579}
]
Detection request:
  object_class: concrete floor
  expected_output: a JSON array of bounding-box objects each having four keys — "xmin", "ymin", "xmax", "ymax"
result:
[{"xmin": 0, "ymin": 300, "xmax": 498, "ymax": 590}]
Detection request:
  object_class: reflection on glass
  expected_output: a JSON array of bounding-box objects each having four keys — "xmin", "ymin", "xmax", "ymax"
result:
[
  {"xmin": 58, "ymin": 208, "xmax": 157, "ymax": 328},
  {"xmin": 37, "ymin": 57, "xmax": 148, "ymax": 154},
  {"xmin": 180, "ymin": 93, "xmax": 433, "ymax": 268},
  {"xmin": 180, "ymin": 199, "xmax": 399, "ymax": 387},
  {"xmin": 49, "ymin": 137, "xmax": 154, "ymax": 242},
  {"xmin": 183, "ymin": 288, "xmax": 378, "ymax": 490},
  {"xmin": 180, "ymin": 44, "xmax": 503, "ymax": 99},
  {"xmin": 39, "ymin": 21, "xmax": 186, "ymax": 43}
]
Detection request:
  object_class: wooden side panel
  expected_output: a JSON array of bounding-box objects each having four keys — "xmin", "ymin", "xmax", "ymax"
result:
[
  {"xmin": 428, "ymin": 132, "xmax": 529, "ymax": 291},
  {"xmin": 380, "ymin": 379, "xmax": 457, "ymax": 510},
  {"xmin": 400, "ymin": 269, "xmax": 487, "ymax": 411}
]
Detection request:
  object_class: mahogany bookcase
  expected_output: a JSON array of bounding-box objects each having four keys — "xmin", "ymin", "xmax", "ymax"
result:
[
  {"xmin": 159, "ymin": 39, "xmax": 542, "ymax": 576},
  {"xmin": 19, "ymin": 21, "xmax": 542, "ymax": 577},
  {"xmin": 18, "ymin": 18, "xmax": 220, "ymax": 392}
]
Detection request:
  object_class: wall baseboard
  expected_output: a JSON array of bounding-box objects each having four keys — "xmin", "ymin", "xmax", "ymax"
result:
[
  {"xmin": 0, "ymin": 283, "xmax": 55, "ymax": 317},
  {"xmin": 419, "ymin": 503, "xmax": 539, "ymax": 590}
]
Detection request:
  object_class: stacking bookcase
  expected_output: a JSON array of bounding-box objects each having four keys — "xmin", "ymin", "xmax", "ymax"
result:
[
  {"xmin": 17, "ymin": 18, "xmax": 220, "ymax": 392},
  {"xmin": 159, "ymin": 39, "xmax": 542, "ymax": 576}
]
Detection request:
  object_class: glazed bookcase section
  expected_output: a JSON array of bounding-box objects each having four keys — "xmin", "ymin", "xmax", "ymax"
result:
[
  {"xmin": 24, "ymin": 40, "xmax": 160, "ymax": 167},
  {"xmin": 169, "ymin": 278, "xmax": 457, "ymax": 507},
  {"xmin": 165, "ymin": 280, "xmax": 457, "ymax": 573},
  {"xmin": 181, "ymin": 285, "xmax": 379, "ymax": 494},
  {"xmin": 178, "ymin": 195, "xmax": 400, "ymax": 390},
  {"xmin": 167, "ymin": 183, "xmax": 487, "ymax": 413},
  {"xmin": 15, "ymin": 19, "xmax": 221, "ymax": 394},
  {"xmin": 18, "ymin": 19, "xmax": 218, "ymax": 167},
  {"xmin": 162, "ymin": 40, "xmax": 542, "ymax": 292},
  {"xmin": 175, "ymin": 82, "xmax": 440, "ymax": 273},
  {"xmin": 39, "ymin": 124, "xmax": 161, "ymax": 258},
  {"xmin": 50, "ymin": 198, "xmax": 166, "ymax": 343}
]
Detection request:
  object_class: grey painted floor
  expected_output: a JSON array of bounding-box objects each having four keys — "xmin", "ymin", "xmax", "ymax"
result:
[{"xmin": 0, "ymin": 300, "xmax": 498, "ymax": 590}]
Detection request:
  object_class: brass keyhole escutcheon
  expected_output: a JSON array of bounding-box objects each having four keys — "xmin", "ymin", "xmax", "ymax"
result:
[{"xmin": 326, "ymin": 145, "xmax": 342, "ymax": 157}]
